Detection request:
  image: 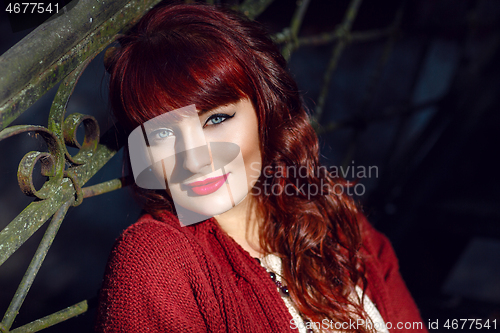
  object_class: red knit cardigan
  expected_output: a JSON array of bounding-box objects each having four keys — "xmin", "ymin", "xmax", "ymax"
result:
[{"xmin": 95, "ymin": 211, "xmax": 428, "ymax": 332}]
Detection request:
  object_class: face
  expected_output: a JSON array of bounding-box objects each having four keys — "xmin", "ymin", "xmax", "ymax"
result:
[{"xmin": 128, "ymin": 99, "xmax": 262, "ymax": 225}]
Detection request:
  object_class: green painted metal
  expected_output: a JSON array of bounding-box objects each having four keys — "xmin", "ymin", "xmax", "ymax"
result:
[
  {"xmin": 83, "ymin": 176, "xmax": 133, "ymax": 199},
  {"xmin": 0, "ymin": 0, "xmax": 163, "ymax": 330},
  {"xmin": 313, "ymin": 0, "xmax": 364, "ymax": 127},
  {"xmin": 0, "ymin": 0, "xmax": 128, "ymax": 106},
  {"xmin": 0, "ymin": 130, "xmax": 124, "ymax": 267},
  {"xmin": 281, "ymin": 0, "xmax": 311, "ymax": 60},
  {"xmin": 1, "ymin": 200, "xmax": 73, "ymax": 331},
  {"xmin": 9, "ymin": 301, "xmax": 88, "ymax": 333},
  {"xmin": 0, "ymin": 0, "xmax": 164, "ymax": 131},
  {"xmin": 237, "ymin": 0, "xmax": 275, "ymax": 20}
]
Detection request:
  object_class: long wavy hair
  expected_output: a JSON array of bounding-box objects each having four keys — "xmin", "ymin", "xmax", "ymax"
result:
[{"xmin": 106, "ymin": 2, "xmax": 372, "ymax": 332}]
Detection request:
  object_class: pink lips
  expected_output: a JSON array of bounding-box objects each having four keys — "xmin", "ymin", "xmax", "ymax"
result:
[{"xmin": 186, "ymin": 174, "xmax": 229, "ymax": 196}]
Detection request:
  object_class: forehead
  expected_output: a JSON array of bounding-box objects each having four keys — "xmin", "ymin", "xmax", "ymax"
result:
[{"xmin": 143, "ymin": 104, "xmax": 197, "ymax": 128}]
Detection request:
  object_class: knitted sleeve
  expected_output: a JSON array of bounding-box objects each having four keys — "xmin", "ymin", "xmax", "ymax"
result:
[
  {"xmin": 359, "ymin": 216, "xmax": 429, "ymax": 333},
  {"xmin": 95, "ymin": 217, "xmax": 224, "ymax": 332}
]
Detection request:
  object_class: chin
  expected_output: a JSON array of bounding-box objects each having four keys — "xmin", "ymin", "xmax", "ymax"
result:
[
  {"xmin": 171, "ymin": 194, "xmax": 233, "ymax": 224},
  {"xmin": 195, "ymin": 200, "xmax": 234, "ymax": 217},
  {"xmin": 174, "ymin": 190, "xmax": 251, "ymax": 224}
]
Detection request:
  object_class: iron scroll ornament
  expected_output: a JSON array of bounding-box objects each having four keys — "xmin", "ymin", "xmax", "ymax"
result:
[
  {"xmin": 0, "ymin": 56, "xmax": 103, "ymax": 332},
  {"xmin": 0, "ymin": 58, "xmax": 99, "ymax": 206}
]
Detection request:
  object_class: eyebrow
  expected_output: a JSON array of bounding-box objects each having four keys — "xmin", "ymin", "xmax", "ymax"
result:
[
  {"xmin": 197, "ymin": 109, "xmax": 211, "ymax": 117},
  {"xmin": 198, "ymin": 103, "xmax": 235, "ymax": 117},
  {"xmin": 143, "ymin": 103, "xmax": 237, "ymax": 131}
]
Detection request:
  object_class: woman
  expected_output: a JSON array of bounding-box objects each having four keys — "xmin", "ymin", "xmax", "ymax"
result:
[{"xmin": 96, "ymin": 2, "xmax": 428, "ymax": 332}]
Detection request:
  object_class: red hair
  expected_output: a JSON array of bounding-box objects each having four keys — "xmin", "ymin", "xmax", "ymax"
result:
[{"xmin": 107, "ymin": 2, "xmax": 372, "ymax": 332}]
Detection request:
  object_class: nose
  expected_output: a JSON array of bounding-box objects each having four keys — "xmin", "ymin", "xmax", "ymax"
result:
[
  {"xmin": 177, "ymin": 118, "xmax": 212, "ymax": 174},
  {"xmin": 182, "ymin": 144, "xmax": 212, "ymax": 174}
]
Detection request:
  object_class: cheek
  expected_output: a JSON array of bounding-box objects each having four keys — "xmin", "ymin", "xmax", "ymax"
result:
[
  {"xmin": 239, "ymin": 133, "xmax": 262, "ymax": 187},
  {"xmin": 243, "ymin": 148, "xmax": 261, "ymax": 185},
  {"xmin": 151, "ymin": 157, "xmax": 174, "ymax": 182}
]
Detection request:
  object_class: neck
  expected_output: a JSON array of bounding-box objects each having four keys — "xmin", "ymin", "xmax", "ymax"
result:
[{"xmin": 214, "ymin": 195, "xmax": 263, "ymax": 258}]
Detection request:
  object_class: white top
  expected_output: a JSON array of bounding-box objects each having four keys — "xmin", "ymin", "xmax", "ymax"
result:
[{"xmin": 259, "ymin": 254, "xmax": 390, "ymax": 333}]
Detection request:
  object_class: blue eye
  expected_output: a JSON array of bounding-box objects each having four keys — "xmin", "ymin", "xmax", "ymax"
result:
[
  {"xmin": 149, "ymin": 128, "xmax": 174, "ymax": 143},
  {"xmin": 211, "ymin": 116, "xmax": 224, "ymax": 124},
  {"xmin": 204, "ymin": 112, "xmax": 236, "ymax": 127},
  {"xmin": 157, "ymin": 130, "xmax": 171, "ymax": 138}
]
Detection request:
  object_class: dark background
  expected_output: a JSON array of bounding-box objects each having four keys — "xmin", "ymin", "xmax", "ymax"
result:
[{"xmin": 1, "ymin": 0, "xmax": 499, "ymax": 331}]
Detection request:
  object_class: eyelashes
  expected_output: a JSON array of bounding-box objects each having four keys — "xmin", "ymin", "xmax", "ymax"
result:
[
  {"xmin": 148, "ymin": 128, "xmax": 174, "ymax": 144},
  {"xmin": 148, "ymin": 112, "xmax": 236, "ymax": 144},
  {"xmin": 203, "ymin": 112, "xmax": 236, "ymax": 127}
]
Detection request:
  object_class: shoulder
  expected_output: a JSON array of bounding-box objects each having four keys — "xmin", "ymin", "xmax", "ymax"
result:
[
  {"xmin": 105, "ymin": 211, "xmax": 205, "ymax": 280},
  {"xmin": 96, "ymin": 211, "xmax": 215, "ymax": 332},
  {"xmin": 357, "ymin": 214, "xmax": 428, "ymax": 333},
  {"xmin": 358, "ymin": 214, "xmax": 399, "ymax": 274},
  {"xmin": 112, "ymin": 212, "xmax": 193, "ymax": 257}
]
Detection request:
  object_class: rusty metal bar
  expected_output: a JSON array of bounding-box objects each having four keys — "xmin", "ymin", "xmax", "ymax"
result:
[
  {"xmin": 0, "ymin": 186, "xmax": 70, "ymax": 268},
  {"xmin": 295, "ymin": 27, "xmax": 392, "ymax": 47},
  {"xmin": 0, "ymin": 0, "xmax": 164, "ymax": 131},
  {"xmin": 282, "ymin": 0, "xmax": 311, "ymax": 60},
  {"xmin": 0, "ymin": 58, "xmax": 94, "ymax": 266},
  {"xmin": 9, "ymin": 301, "xmax": 88, "ymax": 333},
  {"xmin": 83, "ymin": 176, "xmax": 133, "ymax": 198},
  {"xmin": 0, "ymin": 0, "xmax": 127, "ymax": 105},
  {"xmin": 313, "ymin": 0, "xmax": 363, "ymax": 127},
  {"xmin": 1, "ymin": 200, "xmax": 73, "ymax": 331},
  {"xmin": 0, "ymin": 125, "xmax": 123, "ymax": 267},
  {"xmin": 237, "ymin": 0, "xmax": 275, "ymax": 19}
]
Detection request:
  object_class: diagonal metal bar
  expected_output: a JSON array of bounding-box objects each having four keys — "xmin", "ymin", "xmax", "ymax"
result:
[
  {"xmin": 1, "ymin": 199, "xmax": 73, "ymax": 331},
  {"xmin": 294, "ymin": 27, "xmax": 392, "ymax": 47},
  {"xmin": 237, "ymin": 0, "xmax": 276, "ymax": 20},
  {"xmin": 0, "ymin": 124, "xmax": 125, "ymax": 267},
  {"xmin": 47, "ymin": 57, "xmax": 92, "ymax": 150},
  {"xmin": 0, "ymin": 180, "xmax": 73, "ymax": 268},
  {"xmin": 281, "ymin": 0, "xmax": 311, "ymax": 60},
  {"xmin": 0, "ymin": 0, "xmax": 163, "ymax": 131},
  {"xmin": 9, "ymin": 300, "xmax": 88, "ymax": 333},
  {"xmin": 82, "ymin": 176, "xmax": 133, "ymax": 199},
  {"xmin": 0, "ymin": 55, "xmax": 105, "ymax": 266},
  {"xmin": 313, "ymin": 0, "xmax": 363, "ymax": 128},
  {"xmin": 0, "ymin": 0, "xmax": 126, "ymax": 107}
]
